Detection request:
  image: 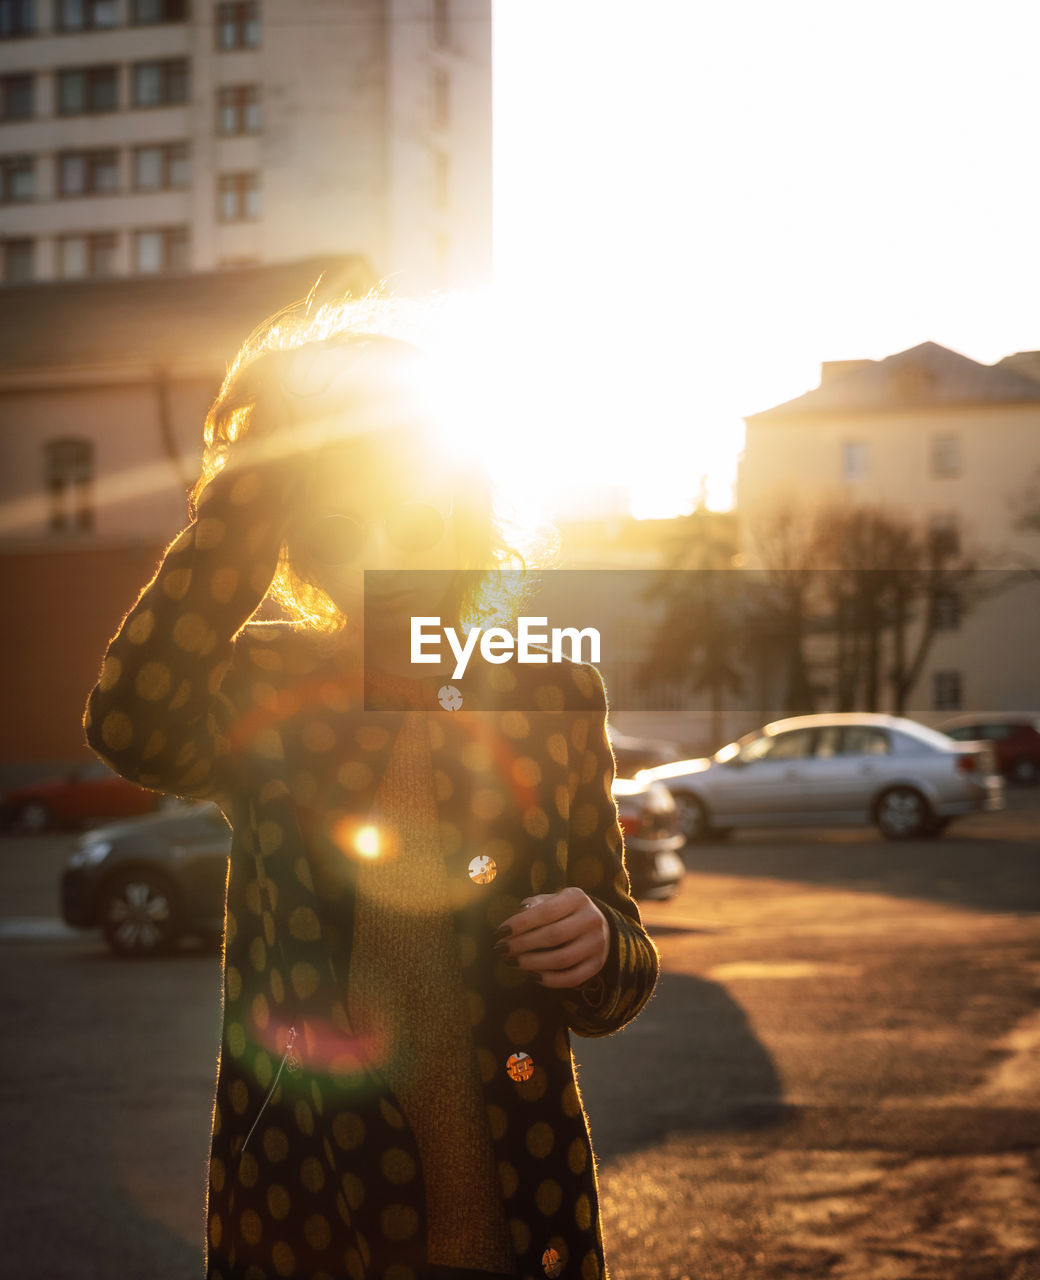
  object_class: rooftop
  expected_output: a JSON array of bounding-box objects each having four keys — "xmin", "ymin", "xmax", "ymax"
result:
[
  {"xmin": 0, "ymin": 256, "xmax": 376, "ymax": 382},
  {"xmin": 747, "ymin": 341, "xmax": 1040, "ymax": 422}
]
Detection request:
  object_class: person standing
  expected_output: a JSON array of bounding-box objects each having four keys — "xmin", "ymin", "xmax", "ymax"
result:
[{"xmin": 84, "ymin": 298, "xmax": 660, "ymax": 1280}]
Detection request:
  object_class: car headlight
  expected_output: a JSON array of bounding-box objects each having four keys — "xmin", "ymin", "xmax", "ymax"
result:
[{"xmin": 68, "ymin": 840, "xmax": 113, "ymax": 869}]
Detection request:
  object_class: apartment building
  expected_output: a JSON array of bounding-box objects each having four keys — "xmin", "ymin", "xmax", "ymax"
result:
[
  {"xmin": 737, "ymin": 341, "xmax": 1040, "ymax": 715},
  {"xmin": 0, "ymin": 0, "xmax": 491, "ymax": 290}
]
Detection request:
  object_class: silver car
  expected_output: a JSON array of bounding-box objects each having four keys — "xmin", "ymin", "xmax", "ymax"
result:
[{"xmin": 637, "ymin": 713, "xmax": 1004, "ymax": 842}]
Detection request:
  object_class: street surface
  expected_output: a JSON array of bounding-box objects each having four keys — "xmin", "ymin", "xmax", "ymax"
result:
[{"xmin": 1, "ymin": 793, "xmax": 1039, "ymax": 1280}]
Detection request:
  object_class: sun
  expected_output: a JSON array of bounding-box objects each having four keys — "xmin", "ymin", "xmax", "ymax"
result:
[{"xmin": 411, "ymin": 290, "xmax": 564, "ymax": 522}]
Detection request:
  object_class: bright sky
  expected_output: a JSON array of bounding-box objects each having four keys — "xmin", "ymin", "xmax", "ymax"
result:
[{"xmin": 487, "ymin": 0, "xmax": 1040, "ymax": 518}]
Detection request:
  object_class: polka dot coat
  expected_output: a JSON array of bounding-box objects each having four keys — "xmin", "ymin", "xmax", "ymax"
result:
[{"xmin": 84, "ymin": 464, "xmax": 661, "ymax": 1280}]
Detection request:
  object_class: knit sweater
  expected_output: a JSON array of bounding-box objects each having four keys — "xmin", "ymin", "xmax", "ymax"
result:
[{"xmin": 349, "ymin": 703, "xmax": 515, "ymax": 1273}]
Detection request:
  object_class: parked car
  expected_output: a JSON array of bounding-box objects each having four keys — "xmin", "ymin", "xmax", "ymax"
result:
[
  {"xmin": 612, "ymin": 776, "xmax": 686, "ymax": 900},
  {"xmin": 61, "ymin": 802, "xmax": 231, "ymax": 956},
  {"xmin": 607, "ymin": 727, "xmax": 686, "ymax": 779},
  {"xmin": 937, "ymin": 713, "xmax": 1040, "ymax": 785},
  {"xmin": 637, "ymin": 712, "xmax": 1004, "ymax": 842},
  {"xmin": 62, "ymin": 777, "xmax": 685, "ymax": 956},
  {"xmin": 3, "ymin": 760, "xmax": 163, "ymax": 834}
]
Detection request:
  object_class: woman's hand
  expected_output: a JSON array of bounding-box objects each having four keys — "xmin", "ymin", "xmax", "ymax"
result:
[{"xmin": 494, "ymin": 887, "xmax": 610, "ymax": 989}]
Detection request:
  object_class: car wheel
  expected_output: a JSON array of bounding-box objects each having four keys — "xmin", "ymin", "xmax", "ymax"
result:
[
  {"xmin": 875, "ymin": 786, "xmax": 932, "ymax": 840},
  {"xmin": 15, "ymin": 799, "xmax": 52, "ymax": 834},
  {"xmin": 673, "ymin": 791, "xmax": 712, "ymax": 842},
  {"xmin": 99, "ymin": 869, "xmax": 181, "ymax": 956},
  {"xmin": 1010, "ymin": 758, "xmax": 1039, "ymax": 786}
]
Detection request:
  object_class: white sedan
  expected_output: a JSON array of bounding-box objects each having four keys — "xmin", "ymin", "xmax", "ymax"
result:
[{"xmin": 637, "ymin": 712, "xmax": 1004, "ymax": 842}]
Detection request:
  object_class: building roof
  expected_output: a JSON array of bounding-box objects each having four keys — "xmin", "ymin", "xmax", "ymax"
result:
[
  {"xmin": 746, "ymin": 341, "xmax": 1040, "ymax": 423},
  {"xmin": 0, "ymin": 256, "xmax": 376, "ymax": 383},
  {"xmin": 995, "ymin": 350, "xmax": 1040, "ymax": 383}
]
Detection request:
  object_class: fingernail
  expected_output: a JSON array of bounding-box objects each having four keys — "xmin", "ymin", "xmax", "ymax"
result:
[
  {"xmin": 532, "ymin": 973, "xmax": 544, "ymax": 983},
  {"xmin": 493, "ymin": 939, "xmax": 510, "ymax": 954},
  {"xmin": 504, "ymin": 955, "xmax": 520, "ymax": 967},
  {"xmin": 495, "ymin": 924, "xmax": 512, "ymax": 939}
]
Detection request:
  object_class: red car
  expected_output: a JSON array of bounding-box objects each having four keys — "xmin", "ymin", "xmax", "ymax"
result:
[
  {"xmin": 3, "ymin": 760, "xmax": 163, "ymax": 833},
  {"xmin": 939, "ymin": 714, "xmax": 1040, "ymax": 786}
]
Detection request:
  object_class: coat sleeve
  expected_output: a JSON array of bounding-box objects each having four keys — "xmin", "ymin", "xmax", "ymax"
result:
[
  {"xmin": 82, "ymin": 463, "xmax": 296, "ymax": 804},
  {"xmin": 556, "ymin": 662, "xmax": 661, "ymax": 1038}
]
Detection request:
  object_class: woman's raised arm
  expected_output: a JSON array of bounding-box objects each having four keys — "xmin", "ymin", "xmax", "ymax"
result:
[{"xmin": 83, "ymin": 460, "xmax": 300, "ymax": 804}]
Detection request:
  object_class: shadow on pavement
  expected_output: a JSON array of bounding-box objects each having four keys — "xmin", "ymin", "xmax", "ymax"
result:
[
  {"xmin": 573, "ymin": 970, "xmax": 785, "ymax": 1162},
  {"xmin": 683, "ymin": 828, "xmax": 1040, "ymax": 915}
]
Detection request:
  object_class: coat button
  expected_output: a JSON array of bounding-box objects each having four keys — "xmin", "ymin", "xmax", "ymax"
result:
[
  {"xmin": 542, "ymin": 1246, "xmax": 564, "ymax": 1277},
  {"xmin": 506, "ymin": 1051, "xmax": 534, "ymax": 1082},
  {"xmin": 437, "ymin": 684, "xmax": 463, "ymax": 711},
  {"xmin": 467, "ymin": 854, "xmax": 497, "ymax": 884}
]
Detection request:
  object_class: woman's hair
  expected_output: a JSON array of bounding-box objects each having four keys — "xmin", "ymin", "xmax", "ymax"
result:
[{"xmin": 191, "ymin": 287, "xmax": 544, "ymax": 633}]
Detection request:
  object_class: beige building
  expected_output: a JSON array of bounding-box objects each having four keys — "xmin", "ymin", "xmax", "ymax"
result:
[
  {"xmin": 737, "ymin": 341, "xmax": 1040, "ymax": 717},
  {"xmin": 0, "ymin": 0, "xmax": 491, "ymax": 772},
  {"xmin": 0, "ymin": 0, "xmax": 491, "ymax": 290}
]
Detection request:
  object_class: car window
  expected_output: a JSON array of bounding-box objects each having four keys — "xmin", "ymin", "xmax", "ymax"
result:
[
  {"xmin": 770, "ymin": 729, "xmax": 818, "ymax": 759},
  {"xmin": 979, "ymin": 724, "xmax": 1014, "ymax": 739},
  {"xmin": 815, "ymin": 726, "xmax": 843, "ymax": 758},
  {"xmin": 737, "ymin": 734, "xmax": 773, "ymax": 763},
  {"xmin": 742, "ymin": 728, "xmax": 816, "ymax": 762},
  {"xmin": 944, "ymin": 726, "xmax": 977, "ymax": 740},
  {"xmin": 840, "ymin": 726, "xmax": 890, "ymax": 756}
]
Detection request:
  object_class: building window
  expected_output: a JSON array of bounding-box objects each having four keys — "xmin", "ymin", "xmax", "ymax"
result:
[
  {"xmin": 133, "ymin": 142, "xmax": 189, "ymax": 189},
  {"xmin": 134, "ymin": 225, "xmax": 189, "ymax": 273},
  {"xmin": 56, "ymin": 0, "xmax": 119, "ymax": 30},
  {"xmin": 216, "ymin": 0, "xmax": 259, "ymax": 50},
  {"xmin": 931, "ymin": 433, "xmax": 961, "ymax": 478},
  {"xmin": 58, "ymin": 232, "xmax": 117, "ymax": 279},
  {"xmin": 932, "ymin": 669, "xmax": 962, "ymax": 712},
  {"xmin": 58, "ymin": 148, "xmax": 119, "ymax": 196},
  {"xmin": 928, "ymin": 512, "xmax": 961, "ymax": 561},
  {"xmin": 216, "ymin": 84, "xmax": 261, "ymax": 134},
  {"xmin": 218, "ymin": 171, "xmax": 260, "ymax": 222},
  {"xmin": 932, "ymin": 590, "xmax": 962, "ymax": 631},
  {"xmin": 45, "ymin": 438, "xmax": 95, "ymax": 533},
  {"xmin": 0, "ymin": 0, "xmax": 34, "ymax": 38},
  {"xmin": 842, "ymin": 440, "xmax": 868, "ymax": 481},
  {"xmin": 58, "ymin": 66, "xmax": 119, "ymax": 115},
  {"xmin": 0, "ymin": 155, "xmax": 34, "ymax": 203},
  {"xmin": 432, "ymin": 69, "xmax": 449, "ymax": 129},
  {"xmin": 1, "ymin": 238, "xmax": 33, "ymax": 283},
  {"xmin": 133, "ymin": 59, "xmax": 189, "ymax": 107},
  {"xmin": 132, "ymin": 0, "xmax": 188, "ymax": 22},
  {"xmin": 432, "ymin": 0, "xmax": 448, "ymax": 47},
  {"xmin": 433, "ymin": 151, "xmax": 450, "ymax": 210},
  {"xmin": 0, "ymin": 73, "xmax": 33, "ymax": 120}
]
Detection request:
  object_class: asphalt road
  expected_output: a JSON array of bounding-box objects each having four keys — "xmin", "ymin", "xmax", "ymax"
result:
[{"xmin": 2, "ymin": 793, "xmax": 1039, "ymax": 1280}]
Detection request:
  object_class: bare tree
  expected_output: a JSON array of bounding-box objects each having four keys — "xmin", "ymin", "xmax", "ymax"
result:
[
  {"xmin": 743, "ymin": 507, "xmax": 822, "ymax": 716},
  {"xmin": 637, "ymin": 506, "xmax": 743, "ymax": 745},
  {"xmin": 802, "ymin": 504, "xmax": 988, "ymax": 714},
  {"xmin": 742, "ymin": 500, "xmax": 994, "ymax": 715},
  {"xmin": 642, "ymin": 497, "xmax": 992, "ymax": 728},
  {"xmin": 1009, "ymin": 465, "xmax": 1040, "ymax": 579}
]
